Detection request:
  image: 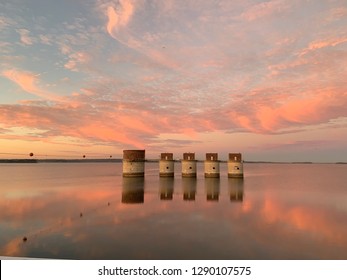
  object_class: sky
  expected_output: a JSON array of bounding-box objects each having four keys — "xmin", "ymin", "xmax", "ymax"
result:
[{"xmin": 1, "ymin": 0, "xmax": 347, "ymax": 162}]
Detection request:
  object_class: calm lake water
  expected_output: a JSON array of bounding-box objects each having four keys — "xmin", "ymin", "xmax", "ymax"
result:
[{"xmin": 0, "ymin": 162, "xmax": 347, "ymax": 260}]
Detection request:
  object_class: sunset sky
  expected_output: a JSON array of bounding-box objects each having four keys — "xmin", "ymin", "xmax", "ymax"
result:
[{"xmin": 1, "ymin": 0, "xmax": 347, "ymax": 161}]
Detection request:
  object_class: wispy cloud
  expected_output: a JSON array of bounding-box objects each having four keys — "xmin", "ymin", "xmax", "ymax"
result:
[
  {"xmin": 240, "ymin": 0, "xmax": 290, "ymax": 21},
  {"xmin": 106, "ymin": 0, "xmax": 134, "ymax": 35},
  {"xmin": 2, "ymin": 69, "xmax": 63, "ymax": 102},
  {"xmin": 299, "ymin": 36, "xmax": 347, "ymax": 56},
  {"xmin": 16, "ymin": 28, "xmax": 35, "ymax": 45},
  {"xmin": 64, "ymin": 51, "xmax": 91, "ymax": 71}
]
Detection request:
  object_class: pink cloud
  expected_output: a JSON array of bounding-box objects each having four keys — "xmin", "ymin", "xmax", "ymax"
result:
[
  {"xmin": 16, "ymin": 29, "xmax": 35, "ymax": 45},
  {"xmin": 3, "ymin": 69, "xmax": 38, "ymax": 93},
  {"xmin": 76, "ymin": 122, "xmax": 144, "ymax": 148},
  {"xmin": 231, "ymin": 88, "xmax": 347, "ymax": 133},
  {"xmin": 1, "ymin": 67, "xmax": 347, "ymax": 150},
  {"xmin": 106, "ymin": 0, "xmax": 134, "ymax": 36},
  {"xmin": 326, "ymin": 6, "xmax": 347, "ymax": 22},
  {"xmin": 2, "ymin": 69, "xmax": 63, "ymax": 102},
  {"xmin": 300, "ymin": 36, "xmax": 347, "ymax": 56},
  {"xmin": 102, "ymin": 1, "xmax": 224, "ymax": 71},
  {"xmin": 240, "ymin": 0, "xmax": 289, "ymax": 21},
  {"xmin": 2, "ymin": 0, "xmax": 347, "ymax": 151},
  {"xmin": 64, "ymin": 51, "xmax": 91, "ymax": 71},
  {"xmin": 39, "ymin": 34, "xmax": 53, "ymax": 45},
  {"xmin": 5, "ymin": 75, "xmax": 347, "ymax": 149},
  {"xmin": 102, "ymin": 0, "xmax": 177, "ymax": 71}
]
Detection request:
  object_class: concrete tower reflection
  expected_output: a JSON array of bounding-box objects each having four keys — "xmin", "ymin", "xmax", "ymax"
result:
[
  {"xmin": 205, "ymin": 177, "xmax": 220, "ymax": 201},
  {"xmin": 121, "ymin": 177, "xmax": 145, "ymax": 204},
  {"xmin": 159, "ymin": 177, "xmax": 174, "ymax": 200},
  {"xmin": 228, "ymin": 178, "xmax": 244, "ymax": 202},
  {"xmin": 182, "ymin": 177, "xmax": 197, "ymax": 201}
]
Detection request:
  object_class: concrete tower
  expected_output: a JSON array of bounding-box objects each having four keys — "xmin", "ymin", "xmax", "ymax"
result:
[
  {"xmin": 181, "ymin": 152, "xmax": 197, "ymax": 177},
  {"xmin": 204, "ymin": 153, "xmax": 220, "ymax": 178},
  {"xmin": 227, "ymin": 153, "xmax": 244, "ymax": 178},
  {"xmin": 122, "ymin": 150, "xmax": 145, "ymax": 177},
  {"xmin": 159, "ymin": 153, "xmax": 174, "ymax": 177}
]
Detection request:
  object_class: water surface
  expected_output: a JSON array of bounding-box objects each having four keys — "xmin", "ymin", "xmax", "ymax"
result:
[{"xmin": 0, "ymin": 162, "xmax": 346, "ymax": 259}]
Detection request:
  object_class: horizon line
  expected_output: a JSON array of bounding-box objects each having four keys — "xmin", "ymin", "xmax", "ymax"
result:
[{"xmin": 0, "ymin": 158, "xmax": 346, "ymax": 164}]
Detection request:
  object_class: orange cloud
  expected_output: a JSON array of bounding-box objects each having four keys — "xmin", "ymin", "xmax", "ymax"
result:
[
  {"xmin": 76, "ymin": 122, "xmax": 144, "ymax": 148},
  {"xmin": 3, "ymin": 70, "xmax": 38, "ymax": 93},
  {"xmin": 224, "ymin": 85, "xmax": 347, "ymax": 134},
  {"xmin": 118, "ymin": 114, "xmax": 155, "ymax": 134},
  {"xmin": 256, "ymin": 106, "xmax": 279, "ymax": 131}
]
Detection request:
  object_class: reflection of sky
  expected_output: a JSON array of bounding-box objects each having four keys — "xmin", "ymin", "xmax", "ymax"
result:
[{"xmin": 0, "ymin": 163, "xmax": 347, "ymax": 259}]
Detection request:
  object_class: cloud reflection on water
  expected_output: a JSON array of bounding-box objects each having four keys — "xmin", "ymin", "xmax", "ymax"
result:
[{"xmin": 0, "ymin": 163, "xmax": 347, "ymax": 259}]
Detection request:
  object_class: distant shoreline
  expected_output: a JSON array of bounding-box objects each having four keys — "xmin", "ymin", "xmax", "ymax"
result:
[
  {"xmin": 0, "ymin": 159, "xmax": 346, "ymax": 164},
  {"xmin": 0, "ymin": 159, "xmax": 122, "ymax": 163}
]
